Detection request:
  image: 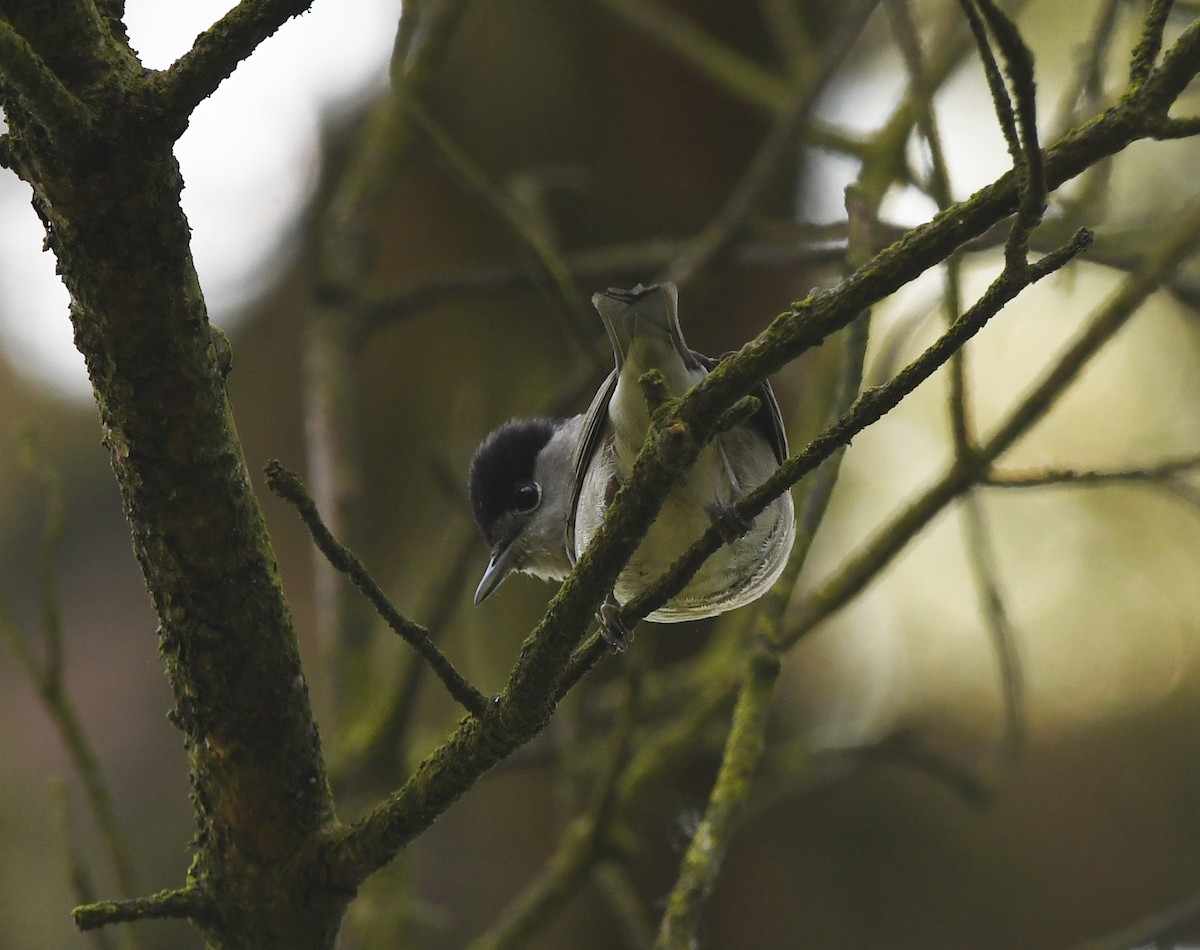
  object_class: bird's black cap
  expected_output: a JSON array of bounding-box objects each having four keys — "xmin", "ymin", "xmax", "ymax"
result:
[{"xmin": 468, "ymin": 418, "xmax": 559, "ymax": 546}]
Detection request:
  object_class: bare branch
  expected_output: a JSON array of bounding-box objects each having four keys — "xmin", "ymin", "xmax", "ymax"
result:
[
  {"xmin": 786, "ymin": 201, "xmax": 1200, "ymax": 654},
  {"xmin": 0, "ymin": 446, "xmax": 140, "ymax": 907},
  {"xmin": 961, "ymin": 0, "xmax": 1046, "ymax": 268},
  {"xmin": 888, "ymin": 0, "xmax": 974, "ymax": 449},
  {"xmin": 149, "ymin": 0, "xmax": 317, "ymax": 134},
  {"xmin": 335, "ymin": 524, "xmax": 481, "ymax": 785},
  {"xmin": 264, "ymin": 461, "xmax": 488, "ymax": 717},
  {"xmin": 659, "ymin": 0, "xmax": 882, "ymax": 287},
  {"xmin": 589, "ymin": 0, "xmax": 788, "ymax": 110},
  {"xmin": 404, "ymin": 97, "xmax": 592, "ymax": 350},
  {"xmin": 960, "ymin": 494, "xmax": 1026, "ymax": 781},
  {"xmin": 986, "ymin": 453, "xmax": 1200, "ymax": 487},
  {"xmin": 54, "ymin": 785, "xmax": 121, "ymax": 950},
  {"xmin": 1050, "ymin": 0, "xmax": 1122, "ymax": 136}
]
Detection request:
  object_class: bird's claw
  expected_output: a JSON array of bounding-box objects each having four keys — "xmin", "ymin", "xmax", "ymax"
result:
[
  {"xmin": 705, "ymin": 501, "xmax": 752, "ymax": 543},
  {"xmin": 597, "ymin": 592, "xmax": 633, "ymax": 653}
]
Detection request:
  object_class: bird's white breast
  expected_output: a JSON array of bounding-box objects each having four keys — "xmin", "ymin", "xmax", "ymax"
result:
[{"xmin": 573, "ymin": 425, "xmax": 794, "ymax": 622}]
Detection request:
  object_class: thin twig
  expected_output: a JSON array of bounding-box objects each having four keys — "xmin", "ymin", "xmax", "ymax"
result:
[
  {"xmin": 1051, "ymin": 0, "xmax": 1124, "ymax": 220},
  {"xmin": 335, "ymin": 524, "xmax": 482, "ymax": 786},
  {"xmin": 986, "ymin": 453, "xmax": 1200, "ymax": 487},
  {"xmin": 659, "ymin": 0, "xmax": 882, "ymax": 287},
  {"xmin": 1050, "ymin": 0, "xmax": 1122, "ymax": 138},
  {"xmin": 960, "ymin": 493, "xmax": 1026, "ymax": 782},
  {"xmin": 355, "ymin": 211, "xmax": 1200, "ymax": 336},
  {"xmin": 858, "ymin": 0, "xmax": 1035, "ymax": 204},
  {"xmin": 589, "ymin": 0, "xmax": 789, "ymax": 110},
  {"xmin": 1129, "ymin": 0, "xmax": 1175, "ymax": 88},
  {"xmin": 360, "ymin": 228, "xmax": 857, "ymax": 334},
  {"xmin": 265, "ymin": 461, "xmax": 488, "ymax": 716},
  {"xmin": 404, "ymin": 97, "xmax": 592, "ymax": 350},
  {"xmin": 960, "ymin": 0, "xmax": 1046, "ymax": 268},
  {"xmin": 786, "ymin": 201, "xmax": 1200, "ymax": 654},
  {"xmin": 54, "ymin": 785, "xmax": 119, "ymax": 950},
  {"xmin": 898, "ymin": 0, "xmax": 1026, "ymax": 788},
  {"xmin": 889, "ymin": 0, "xmax": 975, "ymax": 453},
  {"xmin": 73, "ymin": 887, "xmax": 211, "ymax": 932},
  {"xmin": 0, "ymin": 442, "xmax": 141, "ymax": 910}
]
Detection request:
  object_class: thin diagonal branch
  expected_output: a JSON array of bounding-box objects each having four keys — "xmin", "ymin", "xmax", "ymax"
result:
[
  {"xmin": 335, "ymin": 523, "xmax": 481, "ymax": 786},
  {"xmin": 959, "ymin": 0, "xmax": 1022, "ymax": 168},
  {"xmin": 658, "ymin": 0, "xmax": 882, "ymax": 287},
  {"xmin": 0, "ymin": 444, "xmax": 140, "ymax": 907},
  {"xmin": 985, "ymin": 453, "xmax": 1200, "ymax": 487},
  {"xmin": 1051, "ymin": 0, "xmax": 1122, "ymax": 137},
  {"xmin": 960, "ymin": 493, "xmax": 1025, "ymax": 781},
  {"xmin": 589, "ymin": 0, "xmax": 789, "ymax": 110},
  {"xmin": 404, "ymin": 97, "xmax": 592, "ymax": 349},
  {"xmin": 962, "ymin": 0, "xmax": 1046, "ymax": 267},
  {"xmin": 888, "ymin": 0, "xmax": 973, "ymax": 450},
  {"xmin": 54, "ymin": 785, "xmax": 120, "ymax": 950},
  {"xmin": 786, "ymin": 200, "xmax": 1200, "ymax": 653},
  {"xmin": 265, "ymin": 461, "xmax": 488, "ymax": 716},
  {"xmin": 619, "ymin": 229, "xmax": 1091, "ymax": 631}
]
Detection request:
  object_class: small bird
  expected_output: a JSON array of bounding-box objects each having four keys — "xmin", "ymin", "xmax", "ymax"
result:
[{"xmin": 468, "ymin": 283, "xmax": 795, "ymax": 646}]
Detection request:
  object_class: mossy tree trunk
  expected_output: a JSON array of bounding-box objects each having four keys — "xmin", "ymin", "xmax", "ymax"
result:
[{"xmin": 0, "ymin": 2, "xmax": 344, "ymax": 946}]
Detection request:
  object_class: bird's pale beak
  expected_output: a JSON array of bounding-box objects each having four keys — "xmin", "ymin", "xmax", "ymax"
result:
[{"xmin": 474, "ymin": 540, "xmax": 522, "ymax": 605}]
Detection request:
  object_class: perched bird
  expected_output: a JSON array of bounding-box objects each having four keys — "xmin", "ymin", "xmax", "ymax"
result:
[{"xmin": 469, "ymin": 283, "xmax": 795, "ymax": 646}]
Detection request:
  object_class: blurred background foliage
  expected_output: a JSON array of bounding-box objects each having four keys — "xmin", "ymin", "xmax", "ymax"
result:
[{"xmin": 3, "ymin": 0, "xmax": 1200, "ymax": 947}]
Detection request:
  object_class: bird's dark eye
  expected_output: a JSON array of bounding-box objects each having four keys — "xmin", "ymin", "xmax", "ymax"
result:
[{"xmin": 513, "ymin": 481, "xmax": 541, "ymax": 513}]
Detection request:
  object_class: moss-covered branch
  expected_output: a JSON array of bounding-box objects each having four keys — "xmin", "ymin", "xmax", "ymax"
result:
[
  {"xmin": 654, "ymin": 648, "xmax": 780, "ymax": 948},
  {"xmin": 149, "ymin": 0, "xmax": 317, "ymax": 133},
  {"xmin": 73, "ymin": 887, "xmax": 212, "ymax": 932},
  {"xmin": 786, "ymin": 199, "xmax": 1200, "ymax": 651}
]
